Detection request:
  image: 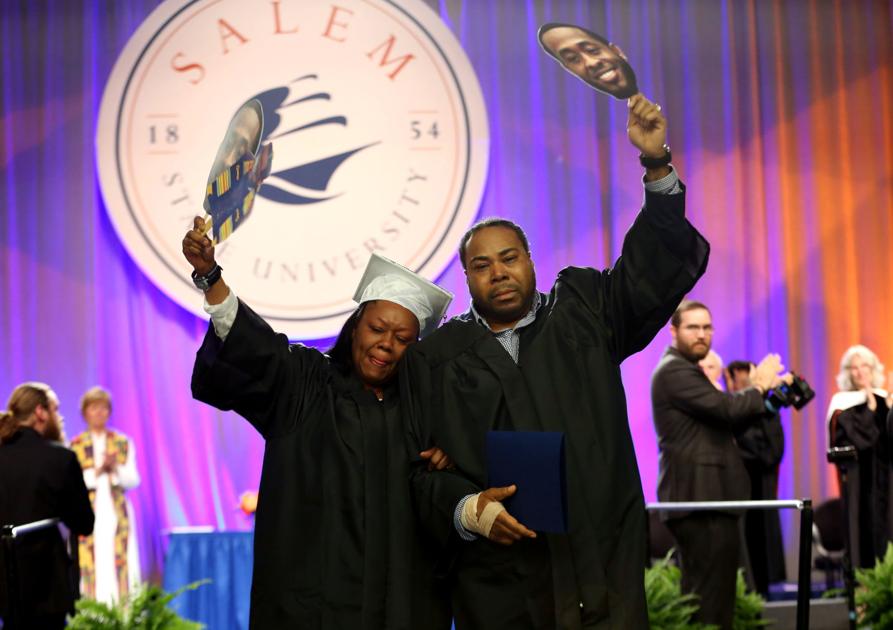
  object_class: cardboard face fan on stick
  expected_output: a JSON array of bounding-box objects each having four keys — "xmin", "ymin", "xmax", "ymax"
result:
[
  {"xmin": 201, "ymin": 99, "xmax": 273, "ymax": 244},
  {"xmin": 538, "ymin": 22, "xmax": 639, "ymax": 100}
]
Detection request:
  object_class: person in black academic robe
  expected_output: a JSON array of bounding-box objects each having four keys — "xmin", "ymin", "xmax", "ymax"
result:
[
  {"xmin": 827, "ymin": 346, "xmax": 893, "ymax": 569},
  {"xmin": 728, "ymin": 360, "xmax": 786, "ymax": 596},
  {"xmin": 0, "ymin": 383, "xmax": 95, "ymax": 630},
  {"xmin": 736, "ymin": 412, "xmax": 786, "ymax": 593},
  {"xmin": 183, "ymin": 219, "xmax": 452, "ymax": 630},
  {"xmin": 832, "ymin": 397, "xmax": 893, "ymax": 568},
  {"xmin": 400, "ymin": 95, "xmax": 709, "ymax": 629}
]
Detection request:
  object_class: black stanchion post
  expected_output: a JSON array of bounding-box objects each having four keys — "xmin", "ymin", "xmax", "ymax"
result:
[
  {"xmin": 838, "ymin": 461, "xmax": 858, "ymax": 629},
  {"xmin": 795, "ymin": 499, "xmax": 812, "ymax": 630},
  {"xmin": 646, "ymin": 500, "xmax": 820, "ymax": 628},
  {"xmin": 1, "ymin": 524, "xmax": 19, "ymax": 628},
  {"xmin": 828, "ymin": 445, "xmax": 858, "ymax": 629}
]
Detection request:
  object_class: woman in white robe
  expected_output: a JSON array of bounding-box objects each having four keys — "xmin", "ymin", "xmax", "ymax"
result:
[{"xmin": 70, "ymin": 387, "xmax": 141, "ymax": 603}]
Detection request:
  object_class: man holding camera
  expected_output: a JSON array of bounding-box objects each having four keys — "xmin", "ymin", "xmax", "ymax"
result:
[
  {"xmin": 727, "ymin": 360, "xmax": 787, "ymax": 596},
  {"xmin": 650, "ymin": 300, "xmax": 789, "ymax": 629}
]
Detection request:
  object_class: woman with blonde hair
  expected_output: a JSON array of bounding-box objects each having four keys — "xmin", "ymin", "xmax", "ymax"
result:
[
  {"xmin": 0, "ymin": 383, "xmax": 94, "ymax": 629},
  {"xmin": 826, "ymin": 344, "xmax": 892, "ymax": 567},
  {"xmin": 69, "ymin": 387, "xmax": 141, "ymax": 604}
]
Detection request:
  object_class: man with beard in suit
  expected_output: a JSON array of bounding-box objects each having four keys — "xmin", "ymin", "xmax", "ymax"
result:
[{"xmin": 651, "ymin": 301, "xmax": 788, "ymax": 629}]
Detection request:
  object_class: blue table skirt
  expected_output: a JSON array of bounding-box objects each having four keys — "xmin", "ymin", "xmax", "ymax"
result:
[{"xmin": 162, "ymin": 531, "xmax": 253, "ymax": 630}]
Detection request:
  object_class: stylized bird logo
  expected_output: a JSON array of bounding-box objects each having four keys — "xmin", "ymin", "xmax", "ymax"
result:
[{"xmin": 250, "ymin": 74, "xmax": 378, "ymax": 205}]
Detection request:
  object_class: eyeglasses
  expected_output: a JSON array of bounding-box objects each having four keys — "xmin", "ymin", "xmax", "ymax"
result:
[{"xmin": 681, "ymin": 324, "xmax": 713, "ymax": 333}]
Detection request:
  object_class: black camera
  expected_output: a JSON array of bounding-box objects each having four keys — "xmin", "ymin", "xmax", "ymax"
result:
[{"xmin": 766, "ymin": 372, "xmax": 815, "ymax": 410}]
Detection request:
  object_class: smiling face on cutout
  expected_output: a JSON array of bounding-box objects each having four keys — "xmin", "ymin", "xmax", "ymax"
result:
[{"xmin": 539, "ymin": 24, "xmax": 639, "ymax": 99}]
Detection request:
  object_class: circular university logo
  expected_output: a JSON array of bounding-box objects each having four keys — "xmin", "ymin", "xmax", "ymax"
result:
[{"xmin": 96, "ymin": 0, "xmax": 489, "ymax": 338}]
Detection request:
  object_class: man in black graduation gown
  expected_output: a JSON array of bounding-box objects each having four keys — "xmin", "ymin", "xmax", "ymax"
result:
[{"xmin": 400, "ymin": 95, "xmax": 709, "ymax": 628}]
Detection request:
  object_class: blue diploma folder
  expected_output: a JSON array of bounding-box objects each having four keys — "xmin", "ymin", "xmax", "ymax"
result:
[{"xmin": 485, "ymin": 431, "xmax": 568, "ymax": 533}]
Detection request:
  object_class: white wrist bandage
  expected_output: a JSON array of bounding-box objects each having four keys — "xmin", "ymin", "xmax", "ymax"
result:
[{"xmin": 460, "ymin": 492, "xmax": 506, "ymax": 538}]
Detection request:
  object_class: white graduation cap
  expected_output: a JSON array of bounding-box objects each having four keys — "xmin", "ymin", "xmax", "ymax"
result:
[{"xmin": 353, "ymin": 253, "xmax": 453, "ymax": 338}]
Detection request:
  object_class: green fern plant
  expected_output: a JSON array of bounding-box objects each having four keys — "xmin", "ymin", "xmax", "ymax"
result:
[
  {"xmin": 855, "ymin": 542, "xmax": 893, "ymax": 629},
  {"xmin": 646, "ymin": 551, "xmax": 715, "ymax": 629},
  {"xmin": 646, "ymin": 552, "xmax": 771, "ymax": 630},
  {"xmin": 733, "ymin": 568, "xmax": 771, "ymax": 629},
  {"xmin": 67, "ymin": 580, "xmax": 208, "ymax": 630}
]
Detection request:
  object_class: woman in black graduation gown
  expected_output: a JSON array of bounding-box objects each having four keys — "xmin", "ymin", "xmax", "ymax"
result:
[
  {"xmin": 182, "ymin": 218, "xmax": 452, "ymax": 629},
  {"xmin": 827, "ymin": 344, "xmax": 893, "ymax": 568}
]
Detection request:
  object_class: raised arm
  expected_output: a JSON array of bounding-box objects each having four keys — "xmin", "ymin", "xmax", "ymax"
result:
[
  {"xmin": 183, "ymin": 216, "xmax": 326, "ymax": 439},
  {"xmin": 183, "ymin": 216, "xmax": 229, "ymax": 306},
  {"xmin": 627, "ymin": 94, "xmax": 671, "ymax": 183},
  {"xmin": 562, "ymin": 96, "xmax": 709, "ymax": 362}
]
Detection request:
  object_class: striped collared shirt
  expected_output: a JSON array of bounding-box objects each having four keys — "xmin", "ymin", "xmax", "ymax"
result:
[{"xmin": 469, "ymin": 292, "xmax": 543, "ymax": 364}]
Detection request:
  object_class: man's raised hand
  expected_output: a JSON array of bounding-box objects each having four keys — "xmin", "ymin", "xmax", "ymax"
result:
[
  {"xmin": 751, "ymin": 353, "xmax": 785, "ymax": 393},
  {"xmin": 626, "ymin": 93, "xmax": 667, "ymax": 158}
]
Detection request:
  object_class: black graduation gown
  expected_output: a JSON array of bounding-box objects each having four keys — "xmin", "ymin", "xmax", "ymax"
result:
[
  {"xmin": 400, "ymin": 188, "xmax": 709, "ymax": 628},
  {"xmin": 734, "ymin": 413, "xmax": 786, "ymax": 594},
  {"xmin": 833, "ymin": 399, "xmax": 893, "ymax": 568},
  {"xmin": 191, "ymin": 301, "xmax": 450, "ymax": 630},
  {"xmin": 0, "ymin": 428, "xmax": 94, "ymax": 621}
]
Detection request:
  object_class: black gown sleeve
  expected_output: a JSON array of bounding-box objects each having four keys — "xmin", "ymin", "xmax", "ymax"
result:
[
  {"xmin": 60, "ymin": 450, "xmax": 94, "ymax": 536},
  {"xmin": 559, "ymin": 186, "xmax": 709, "ymax": 363},
  {"xmin": 836, "ymin": 404, "xmax": 883, "ymax": 450},
  {"xmin": 191, "ymin": 299, "xmax": 328, "ymax": 440},
  {"xmin": 640, "ymin": 184, "xmax": 696, "ymax": 262},
  {"xmin": 400, "ymin": 347, "xmax": 481, "ymax": 550}
]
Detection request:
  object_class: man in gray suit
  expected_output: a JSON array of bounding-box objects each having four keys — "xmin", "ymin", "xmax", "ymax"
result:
[{"xmin": 650, "ymin": 300, "xmax": 787, "ymax": 629}]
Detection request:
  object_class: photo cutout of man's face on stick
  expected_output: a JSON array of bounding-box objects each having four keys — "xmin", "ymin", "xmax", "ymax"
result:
[
  {"xmin": 201, "ymin": 98, "xmax": 273, "ymax": 245},
  {"xmin": 538, "ymin": 22, "xmax": 638, "ymax": 99}
]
